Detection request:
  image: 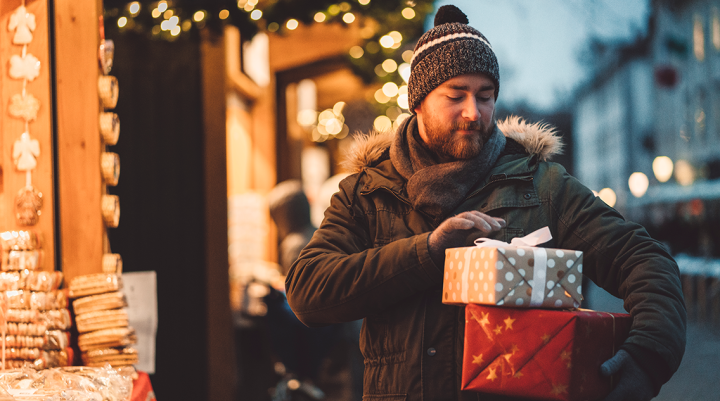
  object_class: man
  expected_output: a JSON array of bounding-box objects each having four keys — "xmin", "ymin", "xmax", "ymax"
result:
[{"xmin": 286, "ymin": 5, "xmax": 686, "ymax": 400}]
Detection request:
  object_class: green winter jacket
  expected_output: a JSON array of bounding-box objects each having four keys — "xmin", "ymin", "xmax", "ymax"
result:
[{"xmin": 286, "ymin": 117, "xmax": 686, "ymax": 401}]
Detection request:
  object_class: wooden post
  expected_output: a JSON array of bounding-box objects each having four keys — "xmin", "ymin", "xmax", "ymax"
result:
[
  {"xmin": 201, "ymin": 28, "xmax": 236, "ymax": 401},
  {"xmin": 0, "ymin": 0, "xmax": 56, "ymax": 271},
  {"xmin": 53, "ymin": 0, "xmax": 105, "ymax": 280}
]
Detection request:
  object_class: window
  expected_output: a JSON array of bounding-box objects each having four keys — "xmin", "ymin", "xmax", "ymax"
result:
[{"xmin": 694, "ymin": 14, "xmax": 705, "ymax": 61}]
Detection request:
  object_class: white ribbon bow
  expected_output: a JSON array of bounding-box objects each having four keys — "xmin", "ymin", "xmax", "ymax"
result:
[
  {"xmin": 473, "ymin": 226, "xmax": 552, "ymax": 249},
  {"xmin": 463, "ymin": 227, "xmax": 553, "ymax": 306}
]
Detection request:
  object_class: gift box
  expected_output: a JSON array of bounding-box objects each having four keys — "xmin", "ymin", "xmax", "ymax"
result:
[
  {"xmin": 443, "ymin": 227, "xmax": 583, "ymax": 308},
  {"xmin": 462, "ymin": 304, "xmax": 631, "ymax": 400}
]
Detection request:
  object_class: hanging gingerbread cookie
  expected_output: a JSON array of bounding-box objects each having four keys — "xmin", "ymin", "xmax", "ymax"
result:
[{"xmin": 7, "ymin": 5, "xmax": 36, "ymax": 45}]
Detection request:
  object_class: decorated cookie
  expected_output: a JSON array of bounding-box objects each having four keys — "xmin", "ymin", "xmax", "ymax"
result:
[
  {"xmin": 9, "ymin": 53, "xmax": 40, "ymax": 81},
  {"xmin": 8, "ymin": 93, "xmax": 40, "ymax": 121}
]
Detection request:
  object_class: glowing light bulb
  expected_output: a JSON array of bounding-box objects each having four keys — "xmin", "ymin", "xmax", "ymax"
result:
[
  {"xmin": 674, "ymin": 160, "xmax": 694, "ymax": 186},
  {"xmin": 117, "ymin": 17, "xmax": 128, "ymax": 28},
  {"xmin": 287, "ymin": 19, "xmax": 299, "ymax": 30},
  {"xmin": 598, "ymin": 188, "xmax": 617, "ymax": 207},
  {"xmin": 349, "ymin": 46, "xmax": 364, "ymax": 58},
  {"xmin": 374, "ymin": 116, "xmax": 392, "ymax": 131},
  {"xmin": 382, "ymin": 82, "xmax": 399, "ymax": 97},
  {"xmin": 379, "ymin": 35, "xmax": 394, "ymax": 48},
  {"xmin": 129, "ymin": 2, "xmax": 140, "ymax": 15},
  {"xmin": 382, "ymin": 59, "xmax": 397, "ymax": 73},
  {"xmin": 342, "ymin": 13, "xmax": 355, "ymax": 23},
  {"xmin": 628, "ymin": 172, "xmax": 649, "ymax": 198},
  {"xmin": 652, "ymin": 156, "xmax": 673, "ymax": 183}
]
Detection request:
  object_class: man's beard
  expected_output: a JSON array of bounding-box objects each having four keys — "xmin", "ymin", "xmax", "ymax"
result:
[{"xmin": 421, "ymin": 111, "xmax": 495, "ymax": 161}]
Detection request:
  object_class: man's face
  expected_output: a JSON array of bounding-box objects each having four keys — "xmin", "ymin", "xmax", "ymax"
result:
[{"xmin": 415, "ymin": 73, "xmax": 496, "ymax": 161}]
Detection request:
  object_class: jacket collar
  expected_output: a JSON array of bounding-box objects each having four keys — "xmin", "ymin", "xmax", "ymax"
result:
[{"xmin": 345, "ymin": 116, "xmax": 563, "ymax": 196}]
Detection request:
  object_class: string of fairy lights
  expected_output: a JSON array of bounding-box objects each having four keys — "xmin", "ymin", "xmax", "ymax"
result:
[{"xmin": 105, "ymin": 0, "xmax": 433, "ymax": 139}]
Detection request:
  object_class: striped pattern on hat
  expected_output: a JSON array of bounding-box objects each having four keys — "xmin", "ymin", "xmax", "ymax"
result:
[{"xmin": 408, "ymin": 5, "xmax": 499, "ymax": 112}]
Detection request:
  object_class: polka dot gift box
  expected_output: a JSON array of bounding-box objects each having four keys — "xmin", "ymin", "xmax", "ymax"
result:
[{"xmin": 442, "ymin": 227, "xmax": 583, "ymax": 309}]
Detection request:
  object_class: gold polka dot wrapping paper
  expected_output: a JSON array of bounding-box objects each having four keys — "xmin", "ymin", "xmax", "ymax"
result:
[{"xmin": 442, "ymin": 227, "xmax": 583, "ymax": 309}]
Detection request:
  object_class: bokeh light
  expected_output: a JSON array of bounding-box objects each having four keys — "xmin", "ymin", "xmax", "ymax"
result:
[
  {"xmin": 628, "ymin": 172, "xmax": 649, "ymax": 198},
  {"xmin": 349, "ymin": 46, "xmax": 364, "ymax": 58},
  {"xmin": 674, "ymin": 160, "xmax": 694, "ymax": 186},
  {"xmin": 343, "ymin": 13, "xmax": 355, "ymax": 23},
  {"xmin": 382, "ymin": 82, "xmax": 399, "ymax": 97},
  {"xmin": 382, "ymin": 59, "xmax": 398, "ymax": 73},
  {"xmin": 652, "ymin": 156, "xmax": 673, "ymax": 183},
  {"xmin": 193, "ymin": 10, "xmax": 206, "ymax": 22},
  {"xmin": 598, "ymin": 188, "xmax": 617, "ymax": 207},
  {"xmin": 374, "ymin": 116, "xmax": 392, "ymax": 131},
  {"xmin": 402, "ymin": 7, "xmax": 416, "ymax": 19}
]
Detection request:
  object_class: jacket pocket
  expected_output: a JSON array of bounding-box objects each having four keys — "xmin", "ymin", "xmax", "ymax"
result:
[{"xmin": 363, "ymin": 395, "xmax": 407, "ymax": 401}]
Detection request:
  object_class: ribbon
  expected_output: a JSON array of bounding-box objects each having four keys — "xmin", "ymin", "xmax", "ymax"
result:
[{"xmin": 472, "ymin": 227, "xmax": 553, "ymax": 307}]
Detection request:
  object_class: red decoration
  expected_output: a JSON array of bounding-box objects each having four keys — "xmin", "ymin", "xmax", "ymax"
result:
[
  {"xmin": 462, "ymin": 304, "xmax": 631, "ymax": 400},
  {"xmin": 131, "ymin": 371, "xmax": 156, "ymax": 401},
  {"xmin": 654, "ymin": 66, "xmax": 678, "ymax": 88}
]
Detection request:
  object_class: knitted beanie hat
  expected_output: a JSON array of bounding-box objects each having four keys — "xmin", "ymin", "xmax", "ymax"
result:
[{"xmin": 408, "ymin": 5, "xmax": 499, "ymax": 112}]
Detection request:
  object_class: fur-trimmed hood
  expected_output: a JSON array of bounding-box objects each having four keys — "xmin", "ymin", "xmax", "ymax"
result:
[{"xmin": 342, "ymin": 116, "xmax": 563, "ymax": 174}]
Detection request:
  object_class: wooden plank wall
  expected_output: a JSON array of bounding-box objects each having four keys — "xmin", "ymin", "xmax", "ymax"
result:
[
  {"xmin": 54, "ymin": 0, "xmax": 105, "ymax": 280},
  {"xmin": 0, "ymin": 0, "xmax": 56, "ymax": 271}
]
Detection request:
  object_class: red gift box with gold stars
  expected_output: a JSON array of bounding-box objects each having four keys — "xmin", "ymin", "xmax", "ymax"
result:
[{"xmin": 462, "ymin": 304, "xmax": 632, "ymax": 400}]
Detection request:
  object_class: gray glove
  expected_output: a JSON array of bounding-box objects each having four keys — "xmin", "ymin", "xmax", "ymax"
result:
[
  {"xmin": 428, "ymin": 211, "xmax": 505, "ymax": 267},
  {"xmin": 600, "ymin": 349, "xmax": 655, "ymax": 401}
]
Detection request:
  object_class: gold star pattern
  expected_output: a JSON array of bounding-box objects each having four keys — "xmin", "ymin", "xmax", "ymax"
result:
[
  {"xmin": 510, "ymin": 344, "xmax": 520, "ymax": 355},
  {"xmin": 472, "ymin": 354, "xmax": 484, "ymax": 366},
  {"xmin": 493, "ymin": 325, "xmax": 503, "ymax": 335},
  {"xmin": 560, "ymin": 350, "xmax": 571, "ymax": 360},
  {"xmin": 474, "ymin": 311, "xmax": 490, "ymax": 327},
  {"xmin": 503, "ymin": 316, "xmax": 516, "ymax": 330},
  {"xmin": 566, "ymin": 360, "xmax": 572, "ymax": 369},
  {"xmin": 486, "ymin": 367, "xmax": 498, "ymax": 381},
  {"xmin": 503, "ymin": 353, "xmax": 512, "ymax": 362},
  {"xmin": 541, "ymin": 333, "xmax": 551, "ymax": 343},
  {"xmin": 513, "ymin": 371, "xmax": 524, "ymax": 379},
  {"xmin": 550, "ymin": 382, "xmax": 568, "ymax": 395}
]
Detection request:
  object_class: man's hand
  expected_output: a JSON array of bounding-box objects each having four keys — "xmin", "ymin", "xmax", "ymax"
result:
[
  {"xmin": 600, "ymin": 349, "xmax": 654, "ymax": 401},
  {"xmin": 428, "ymin": 211, "xmax": 505, "ymax": 267}
]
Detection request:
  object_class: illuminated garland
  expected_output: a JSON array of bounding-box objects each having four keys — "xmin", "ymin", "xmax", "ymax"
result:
[{"xmin": 103, "ymin": 0, "xmax": 434, "ymax": 135}]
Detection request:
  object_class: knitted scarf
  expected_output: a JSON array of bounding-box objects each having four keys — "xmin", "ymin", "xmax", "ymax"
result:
[{"xmin": 390, "ymin": 116, "xmax": 506, "ymax": 219}]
